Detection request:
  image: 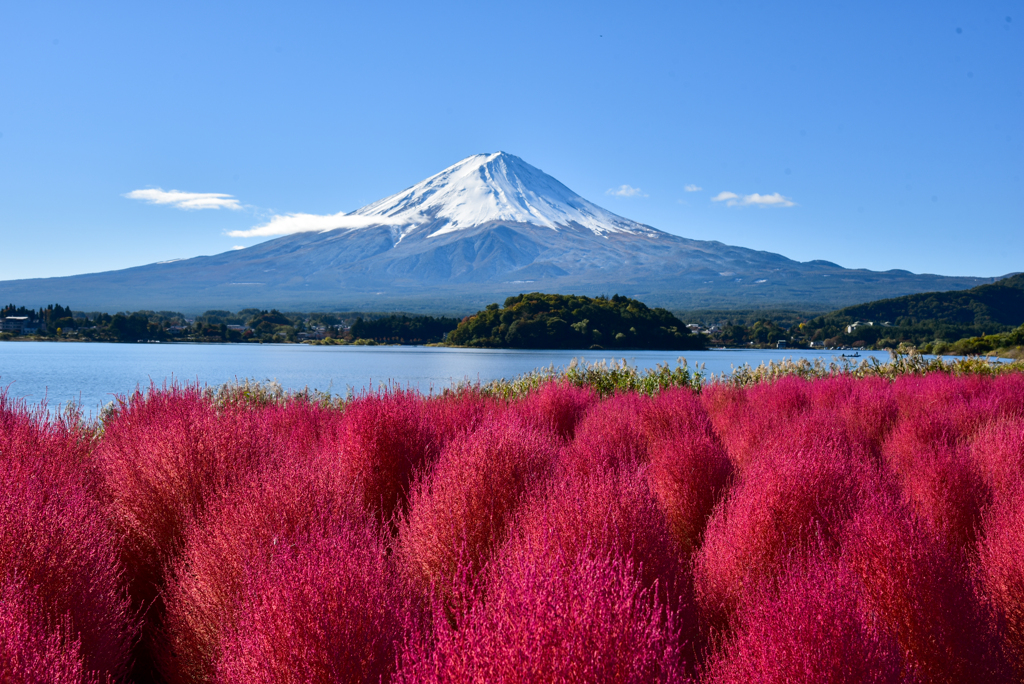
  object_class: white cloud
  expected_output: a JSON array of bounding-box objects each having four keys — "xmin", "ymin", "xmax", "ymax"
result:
[
  {"xmin": 232, "ymin": 245, "xmax": 246, "ymax": 250},
  {"xmin": 605, "ymin": 184, "xmax": 648, "ymax": 198},
  {"xmin": 684, "ymin": 184, "xmax": 703, "ymax": 192},
  {"xmin": 711, "ymin": 191, "xmax": 796, "ymax": 208},
  {"xmin": 124, "ymin": 188, "xmax": 242, "ymax": 210},
  {"xmin": 227, "ymin": 211, "xmax": 414, "ymax": 238}
]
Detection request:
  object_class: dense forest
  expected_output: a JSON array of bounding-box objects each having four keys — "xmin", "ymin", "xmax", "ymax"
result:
[
  {"xmin": 798, "ymin": 273, "xmax": 1024, "ymax": 349},
  {"xmin": 349, "ymin": 315, "xmax": 459, "ymax": 344},
  {"xmin": 445, "ymin": 293, "xmax": 705, "ymax": 350},
  {"xmin": 0, "ymin": 306, "xmax": 454, "ymax": 344}
]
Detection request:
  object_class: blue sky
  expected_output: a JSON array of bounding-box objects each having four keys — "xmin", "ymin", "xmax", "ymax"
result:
[{"xmin": 1, "ymin": 1, "xmax": 1020, "ymax": 282}]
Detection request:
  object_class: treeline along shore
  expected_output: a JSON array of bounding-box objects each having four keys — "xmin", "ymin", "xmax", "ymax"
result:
[{"xmin": 3, "ymin": 273, "xmax": 1023, "ymax": 355}]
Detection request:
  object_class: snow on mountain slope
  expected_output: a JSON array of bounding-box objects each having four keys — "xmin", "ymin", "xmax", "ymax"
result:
[{"xmin": 346, "ymin": 152, "xmax": 660, "ymax": 239}]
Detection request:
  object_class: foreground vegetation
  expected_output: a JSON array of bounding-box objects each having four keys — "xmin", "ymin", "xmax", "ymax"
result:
[{"xmin": 3, "ymin": 357, "xmax": 1024, "ymax": 683}]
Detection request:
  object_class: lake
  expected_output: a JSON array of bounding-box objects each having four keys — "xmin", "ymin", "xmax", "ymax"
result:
[{"xmin": 0, "ymin": 342, "xmax": 898, "ymax": 416}]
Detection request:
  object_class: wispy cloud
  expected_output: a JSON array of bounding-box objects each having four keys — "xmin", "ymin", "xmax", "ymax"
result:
[
  {"xmin": 605, "ymin": 184, "xmax": 648, "ymax": 198},
  {"xmin": 711, "ymin": 191, "xmax": 796, "ymax": 208},
  {"xmin": 228, "ymin": 211, "xmax": 413, "ymax": 238},
  {"xmin": 232, "ymin": 245, "xmax": 246, "ymax": 250},
  {"xmin": 124, "ymin": 188, "xmax": 242, "ymax": 210},
  {"xmin": 684, "ymin": 184, "xmax": 703, "ymax": 192}
]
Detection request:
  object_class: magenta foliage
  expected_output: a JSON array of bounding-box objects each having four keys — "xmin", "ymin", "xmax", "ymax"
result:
[
  {"xmin": 883, "ymin": 410, "xmax": 991, "ymax": 549},
  {"xmin": 397, "ymin": 542, "xmax": 688, "ymax": 683},
  {"xmin": 314, "ymin": 389, "xmax": 433, "ymax": 518},
  {"xmin": 643, "ymin": 388, "xmax": 732, "ymax": 555},
  {"xmin": 706, "ymin": 553, "xmax": 906, "ymax": 684},
  {"xmin": 96, "ymin": 386, "xmax": 298, "ymax": 606},
  {"xmin": 162, "ymin": 464, "xmax": 365, "ymax": 684},
  {"xmin": 0, "ymin": 580, "xmax": 97, "ymax": 684},
  {"xmin": 701, "ymin": 376, "xmax": 814, "ymax": 470},
  {"xmin": 695, "ymin": 412, "xmax": 873, "ymax": 630},
  {"xmin": 562, "ymin": 392, "xmax": 652, "ymax": 474},
  {"xmin": 513, "ymin": 380, "xmax": 598, "ymax": 441},
  {"xmin": 806, "ymin": 375, "xmax": 898, "ymax": 461},
  {"xmin": 978, "ymin": 479, "xmax": 1024, "ymax": 678},
  {"xmin": 841, "ymin": 492, "xmax": 1010, "ymax": 684},
  {"xmin": 422, "ymin": 389, "xmax": 504, "ymax": 448},
  {"xmin": 0, "ymin": 394, "xmax": 134, "ymax": 682},
  {"xmin": 215, "ymin": 513, "xmax": 410, "ymax": 684},
  {"xmin": 971, "ymin": 414, "xmax": 1024, "ymax": 496},
  {"xmin": 510, "ymin": 463, "xmax": 683, "ymax": 595},
  {"xmin": 399, "ymin": 413, "xmax": 556, "ymax": 601}
]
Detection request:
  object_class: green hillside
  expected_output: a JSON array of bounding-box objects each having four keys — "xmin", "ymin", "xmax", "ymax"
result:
[
  {"xmin": 802, "ymin": 273, "xmax": 1024, "ymax": 349},
  {"xmin": 446, "ymin": 293, "xmax": 704, "ymax": 350}
]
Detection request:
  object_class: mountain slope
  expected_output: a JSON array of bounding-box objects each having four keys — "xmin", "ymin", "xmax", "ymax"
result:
[{"xmin": 0, "ymin": 152, "xmax": 998, "ymax": 313}]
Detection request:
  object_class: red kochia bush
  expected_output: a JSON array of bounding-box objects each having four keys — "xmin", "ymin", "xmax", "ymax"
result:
[
  {"xmin": 314, "ymin": 389, "xmax": 433, "ymax": 518},
  {"xmin": 513, "ymin": 381, "xmax": 598, "ymax": 441},
  {"xmin": 701, "ymin": 377, "xmax": 813, "ymax": 470},
  {"xmin": 96, "ymin": 387, "xmax": 294, "ymax": 606},
  {"xmin": 215, "ymin": 514, "xmax": 409, "ymax": 684},
  {"xmin": 0, "ymin": 580, "xmax": 96, "ymax": 684},
  {"xmin": 396, "ymin": 543, "xmax": 687, "ymax": 683},
  {"xmin": 978, "ymin": 480, "xmax": 1024, "ymax": 679},
  {"xmin": 971, "ymin": 415, "xmax": 1024, "ymax": 496},
  {"xmin": 883, "ymin": 411, "xmax": 990, "ymax": 549},
  {"xmin": 422, "ymin": 390, "xmax": 504, "ymax": 448},
  {"xmin": 841, "ymin": 492, "xmax": 1010, "ymax": 684},
  {"xmin": 562, "ymin": 392, "xmax": 652, "ymax": 475},
  {"xmin": 806, "ymin": 376, "xmax": 898, "ymax": 461},
  {"xmin": 705, "ymin": 553, "xmax": 905, "ymax": 684},
  {"xmin": 162, "ymin": 466, "xmax": 365, "ymax": 684},
  {"xmin": 511, "ymin": 463, "xmax": 682, "ymax": 595},
  {"xmin": 399, "ymin": 414, "xmax": 556, "ymax": 602},
  {"xmin": 695, "ymin": 413, "xmax": 872, "ymax": 630},
  {"xmin": 0, "ymin": 396, "xmax": 134, "ymax": 682},
  {"xmin": 642, "ymin": 388, "xmax": 732, "ymax": 556}
]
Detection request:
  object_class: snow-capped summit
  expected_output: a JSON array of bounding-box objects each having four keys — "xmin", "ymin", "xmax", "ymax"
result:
[
  {"xmin": 346, "ymin": 152, "xmax": 659, "ymax": 238},
  {"xmin": 0, "ymin": 152, "xmax": 993, "ymax": 313}
]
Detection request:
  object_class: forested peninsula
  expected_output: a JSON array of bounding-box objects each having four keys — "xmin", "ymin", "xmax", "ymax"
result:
[{"xmin": 445, "ymin": 293, "xmax": 705, "ymax": 350}]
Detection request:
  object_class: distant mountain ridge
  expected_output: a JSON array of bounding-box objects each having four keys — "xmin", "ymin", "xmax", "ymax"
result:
[{"xmin": 0, "ymin": 152, "xmax": 999, "ymax": 313}]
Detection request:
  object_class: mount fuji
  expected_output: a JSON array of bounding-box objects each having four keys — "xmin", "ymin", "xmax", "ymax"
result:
[{"xmin": 0, "ymin": 152, "xmax": 994, "ymax": 313}]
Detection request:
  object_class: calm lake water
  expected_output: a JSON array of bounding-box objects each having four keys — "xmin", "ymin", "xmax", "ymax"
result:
[{"xmin": 0, "ymin": 342, "xmax": 900, "ymax": 416}]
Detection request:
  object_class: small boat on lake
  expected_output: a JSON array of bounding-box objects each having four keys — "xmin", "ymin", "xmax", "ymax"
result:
[{"xmin": 841, "ymin": 352, "xmax": 861, "ymax": 358}]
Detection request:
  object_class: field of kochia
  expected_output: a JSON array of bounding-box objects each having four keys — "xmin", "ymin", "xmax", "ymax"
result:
[{"xmin": 3, "ymin": 370, "xmax": 1024, "ymax": 683}]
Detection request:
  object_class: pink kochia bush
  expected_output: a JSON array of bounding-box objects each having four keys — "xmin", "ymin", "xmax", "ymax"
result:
[
  {"xmin": 513, "ymin": 381, "xmax": 598, "ymax": 441},
  {"xmin": 399, "ymin": 413, "xmax": 556, "ymax": 602},
  {"xmin": 841, "ymin": 491, "xmax": 1010, "ymax": 683},
  {"xmin": 695, "ymin": 413, "xmax": 873, "ymax": 630},
  {"xmin": 705, "ymin": 553, "xmax": 905, "ymax": 684},
  {"xmin": 4, "ymin": 372, "xmax": 1024, "ymax": 683},
  {"xmin": 562, "ymin": 392, "xmax": 652, "ymax": 474},
  {"xmin": 215, "ymin": 514, "xmax": 409, "ymax": 684},
  {"xmin": 314, "ymin": 390, "xmax": 433, "ymax": 518},
  {"xmin": 979, "ymin": 480, "xmax": 1024, "ymax": 678},
  {"xmin": 161, "ymin": 466, "xmax": 365, "ymax": 684},
  {"xmin": 511, "ymin": 462, "xmax": 682, "ymax": 596},
  {"xmin": 396, "ymin": 543, "xmax": 687, "ymax": 683},
  {"xmin": 643, "ymin": 388, "xmax": 732, "ymax": 555},
  {"xmin": 0, "ymin": 395, "xmax": 134, "ymax": 682},
  {"xmin": 0, "ymin": 580, "xmax": 96, "ymax": 684}
]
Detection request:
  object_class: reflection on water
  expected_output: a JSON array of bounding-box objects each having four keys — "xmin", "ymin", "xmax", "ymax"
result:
[{"xmin": 0, "ymin": 342, "xmax": 898, "ymax": 416}]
